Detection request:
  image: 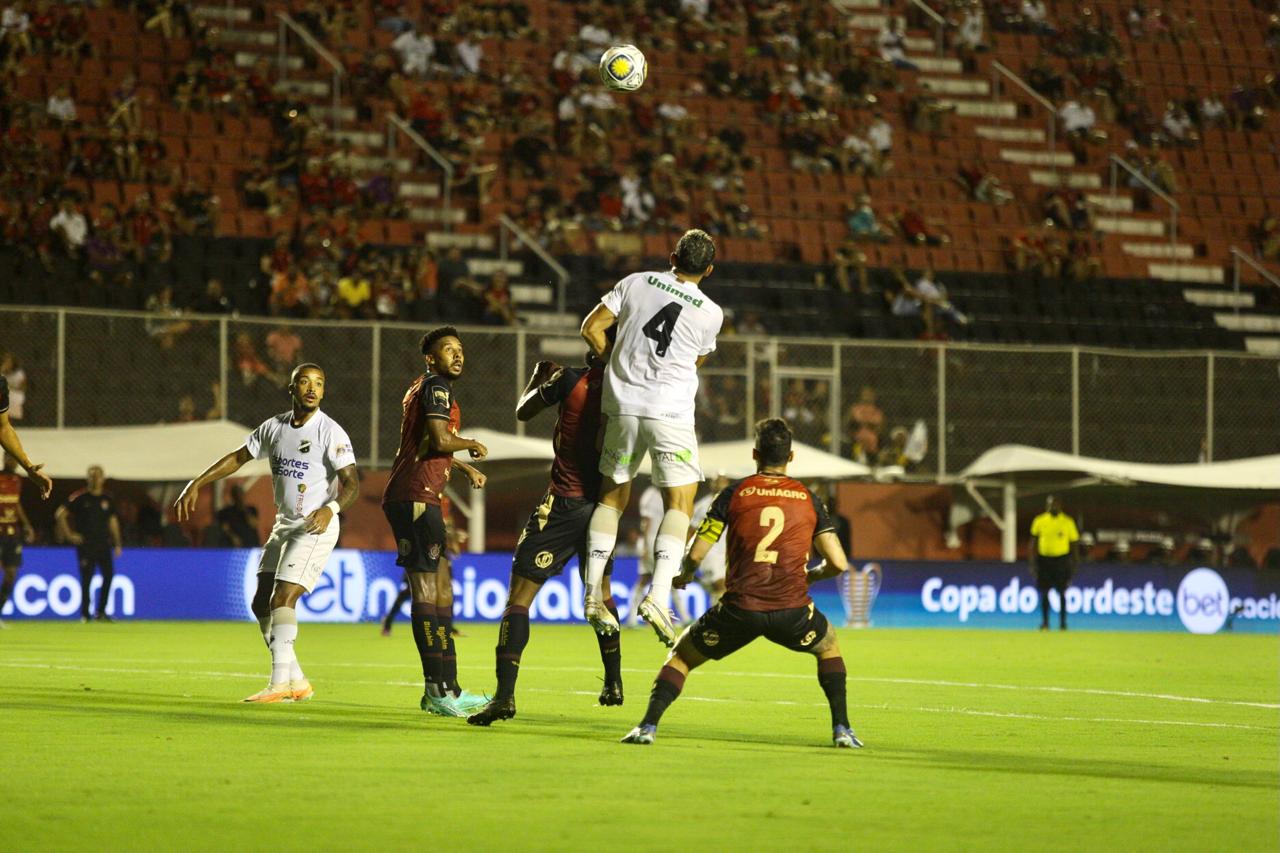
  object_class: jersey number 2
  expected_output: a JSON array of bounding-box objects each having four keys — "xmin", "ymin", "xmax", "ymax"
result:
[
  {"xmin": 755, "ymin": 506, "xmax": 785, "ymax": 564},
  {"xmin": 642, "ymin": 303, "xmax": 683, "ymax": 357}
]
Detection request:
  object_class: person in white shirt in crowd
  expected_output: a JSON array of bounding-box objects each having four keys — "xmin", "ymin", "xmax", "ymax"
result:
[
  {"xmin": 392, "ymin": 28, "xmax": 435, "ymax": 76},
  {"xmin": 877, "ymin": 19, "xmax": 918, "ymax": 70},
  {"xmin": 49, "ymin": 199, "xmax": 88, "ymax": 253},
  {"xmin": 46, "ymin": 85, "xmax": 77, "ymax": 125},
  {"xmin": 455, "ymin": 37, "xmax": 482, "ymax": 76}
]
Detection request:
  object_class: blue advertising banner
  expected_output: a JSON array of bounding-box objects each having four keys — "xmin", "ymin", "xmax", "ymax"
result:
[{"xmin": 3, "ymin": 548, "xmax": 1275, "ymax": 635}]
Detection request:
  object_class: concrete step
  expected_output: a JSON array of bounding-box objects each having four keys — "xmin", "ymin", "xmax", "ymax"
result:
[
  {"xmin": 1000, "ymin": 148, "xmax": 1074, "ymax": 167},
  {"xmin": 399, "ymin": 182, "xmax": 441, "ymax": 200},
  {"xmin": 193, "ymin": 5, "xmax": 251, "ymax": 22},
  {"xmin": 309, "ymin": 105, "xmax": 357, "ymax": 122},
  {"xmin": 274, "ymin": 79, "xmax": 331, "ymax": 98},
  {"xmin": 1183, "ymin": 289, "xmax": 1254, "ymax": 309},
  {"xmin": 346, "ymin": 154, "xmax": 412, "ymax": 174},
  {"xmin": 215, "ymin": 29, "xmax": 276, "ymax": 47},
  {"xmin": 904, "ymin": 36, "xmax": 935, "ymax": 52},
  {"xmin": 920, "ymin": 77, "xmax": 989, "ymax": 96},
  {"xmin": 1097, "ymin": 216, "xmax": 1165, "ymax": 237},
  {"xmin": 1244, "ymin": 337, "xmax": 1280, "ymax": 355},
  {"xmin": 1030, "ymin": 170, "xmax": 1101, "ymax": 189},
  {"xmin": 468, "ymin": 258, "xmax": 523, "ymax": 277},
  {"xmin": 833, "ymin": 0, "xmax": 882, "ymax": 8},
  {"xmin": 847, "ymin": 13, "xmax": 890, "ymax": 29},
  {"xmin": 427, "ymin": 232, "xmax": 494, "ymax": 251},
  {"xmin": 1214, "ymin": 313, "xmax": 1280, "ymax": 333},
  {"xmin": 1121, "ymin": 242, "xmax": 1194, "ymax": 259},
  {"xmin": 408, "ymin": 207, "xmax": 467, "ymax": 224},
  {"xmin": 511, "ymin": 283, "xmax": 554, "ymax": 305},
  {"xmin": 1148, "ymin": 263, "xmax": 1225, "ymax": 284},
  {"xmin": 1085, "ymin": 193, "xmax": 1133, "ymax": 213},
  {"xmin": 329, "ymin": 129, "xmax": 385, "ymax": 147},
  {"xmin": 237, "ymin": 51, "xmax": 301, "ymax": 70},
  {"xmin": 975, "ymin": 126, "xmax": 1046, "ymax": 143},
  {"xmin": 521, "ymin": 311, "xmax": 578, "ymax": 332},
  {"xmin": 941, "ymin": 99, "xmax": 1017, "ymax": 118},
  {"xmin": 910, "ymin": 56, "xmax": 963, "ymax": 74}
]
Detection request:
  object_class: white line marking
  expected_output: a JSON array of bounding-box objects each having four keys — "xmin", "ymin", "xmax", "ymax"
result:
[{"xmin": 0, "ymin": 662, "xmax": 1272, "ymax": 732}]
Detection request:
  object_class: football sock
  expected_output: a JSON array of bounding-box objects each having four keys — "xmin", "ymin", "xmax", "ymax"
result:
[
  {"xmin": 817, "ymin": 657, "xmax": 850, "ymax": 729},
  {"xmin": 438, "ymin": 603, "xmax": 459, "ymax": 695},
  {"xmin": 1040, "ymin": 590, "xmax": 1050, "ymax": 627},
  {"xmin": 411, "ymin": 601, "xmax": 442, "ymax": 689},
  {"xmin": 597, "ymin": 596, "xmax": 622, "ymax": 682},
  {"xmin": 78, "ymin": 564, "xmax": 93, "ymax": 618},
  {"xmin": 641, "ymin": 665, "xmax": 686, "ymax": 727},
  {"xmin": 583, "ymin": 504, "xmax": 621, "ymax": 600},
  {"xmin": 257, "ymin": 615, "xmax": 272, "ymax": 648},
  {"xmin": 385, "ymin": 586, "xmax": 412, "ymax": 628},
  {"xmin": 268, "ymin": 607, "xmax": 298, "ymax": 686},
  {"xmin": 96, "ymin": 564, "xmax": 114, "ymax": 616},
  {"xmin": 494, "ymin": 604, "xmax": 530, "ymax": 701},
  {"xmin": 646, "ymin": 510, "xmax": 690, "ymax": 611},
  {"xmin": 0, "ymin": 577, "xmax": 13, "ymax": 610},
  {"xmin": 626, "ymin": 577, "xmax": 647, "ymax": 625}
]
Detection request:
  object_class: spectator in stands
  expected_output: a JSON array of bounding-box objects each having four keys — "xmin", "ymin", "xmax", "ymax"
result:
[
  {"xmin": 1059, "ymin": 98, "xmax": 1098, "ymax": 162},
  {"xmin": 907, "ymin": 92, "xmax": 954, "ymax": 135},
  {"xmin": 867, "ymin": 111, "xmax": 893, "ymax": 168},
  {"xmin": 53, "ymin": 3, "xmax": 88, "ymax": 58},
  {"xmin": 877, "ymin": 19, "xmax": 918, "ymax": 71},
  {"xmin": 107, "ymin": 74, "xmax": 142, "ymax": 134},
  {"xmin": 1161, "ymin": 101, "xmax": 1197, "ymax": 146},
  {"xmin": 846, "ymin": 194, "xmax": 891, "ymax": 242},
  {"xmin": 2, "ymin": 2, "xmax": 32, "ymax": 61},
  {"xmin": 957, "ymin": 161, "xmax": 1013, "ymax": 205},
  {"xmin": 894, "ymin": 200, "xmax": 951, "ymax": 246},
  {"xmin": 49, "ymin": 198, "xmax": 87, "ymax": 255},
  {"xmin": 170, "ymin": 180, "xmax": 219, "ymax": 236},
  {"xmin": 916, "ymin": 266, "xmax": 969, "ymax": 327},
  {"xmin": 215, "ymin": 484, "xmax": 260, "ymax": 548},
  {"xmin": 335, "ymin": 264, "xmax": 373, "ymax": 318},
  {"xmin": 171, "ymin": 394, "xmax": 199, "ymax": 424},
  {"xmin": 845, "ymin": 386, "xmax": 884, "ymax": 463},
  {"xmin": 1199, "ymin": 92, "xmax": 1226, "ymax": 128},
  {"xmin": 264, "ymin": 325, "xmax": 302, "ymax": 377},
  {"xmin": 1020, "ymin": 0, "xmax": 1056, "ymax": 35},
  {"xmin": 144, "ymin": 285, "xmax": 192, "ymax": 349},
  {"xmin": 955, "ymin": 2, "xmax": 988, "ymax": 57},
  {"xmin": 193, "ymin": 278, "xmax": 232, "ymax": 314},
  {"xmin": 482, "ymin": 270, "xmax": 517, "ymax": 326},
  {"xmin": 877, "ymin": 426, "xmax": 912, "ymax": 468},
  {"xmin": 45, "ymin": 83, "xmax": 75, "ymax": 126},
  {"xmin": 1256, "ymin": 214, "xmax": 1280, "ymax": 260},
  {"xmin": 393, "ymin": 26, "xmax": 435, "ymax": 77},
  {"xmin": 454, "ymin": 34, "xmax": 483, "ymax": 77}
]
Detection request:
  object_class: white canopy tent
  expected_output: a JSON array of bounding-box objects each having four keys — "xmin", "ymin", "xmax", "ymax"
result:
[
  {"xmin": 15, "ymin": 421, "xmax": 273, "ymax": 480},
  {"xmin": 638, "ymin": 439, "xmax": 871, "ymax": 480},
  {"xmin": 955, "ymin": 444, "xmax": 1280, "ymax": 561},
  {"xmin": 451, "ymin": 429, "xmax": 556, "ymax": 548}
]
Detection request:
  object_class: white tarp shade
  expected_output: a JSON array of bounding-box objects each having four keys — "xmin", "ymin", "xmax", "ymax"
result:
[
  {"xmin": 15, "ymin": 421, "xmax": 272, "ymax": 481},
  {"xmin": 960, "ymin": 444, "xmax": 1280, "ymax": 491},
  {"xmin": 639, "ymin": 439, "xmax": 871, "ymax": 480},
  {"xmin": 466, "ymin": 429, "xmax": 556, "ymax": 463}
]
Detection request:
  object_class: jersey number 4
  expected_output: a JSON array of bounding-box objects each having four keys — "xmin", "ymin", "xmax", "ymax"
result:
[{"xmin": 642, "ymin": 303, "xmax": 683, "ymax": 357}]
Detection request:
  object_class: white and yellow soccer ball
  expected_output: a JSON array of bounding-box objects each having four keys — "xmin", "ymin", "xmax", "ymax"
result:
[{"xmin": 599, "ymin": 44, "xmax": 647, "ymax": 92}]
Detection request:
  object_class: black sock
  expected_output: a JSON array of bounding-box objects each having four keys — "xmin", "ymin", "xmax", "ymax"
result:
[
  {"xmin": 495, "ymin": 604, "xmax": 530, "ymax": 701},
  {"xmin": 818, "ymin": 657, "xmax": 850, "ymax": 729},
  {"xmin": 385, "ymin": 586, "xmax": 411, "ymax": 627},
  {"xmin": 1039, "ymin": 589, "xmax": 1050, "ymax": 627},
  {"xmin": 97, "ymin": 563, "xmax": 114, "ymax": 616},
  {"xmin": 597, "ymin": 596, "xmax": 622, "ymax": 683},
  {"xmin": 1057, "ymin": 587, "xmax": 1068, "ymax": 628},
  {"xmin": 78, "ymin": 563, "xmax": 93, "ymax": 618},
  {"xmin": 438, "ymin": 604, "xmax": 459, "ymax": 694},
  {"xmin": 0, "ymin": 577, "xmax": 13, "ymax": 611},
  {"xmin": 641, "ymin": 665, "xmax": 686, "ymax": 727},
  {"xmin": 411, "ymin": 602, "xmax": 441, "ymax": 688}
]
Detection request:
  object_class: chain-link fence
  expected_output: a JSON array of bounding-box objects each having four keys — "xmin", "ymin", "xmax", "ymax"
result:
[{"xmin": 2, "ymin": 306, "xmax": 1277, "ymax": 472}]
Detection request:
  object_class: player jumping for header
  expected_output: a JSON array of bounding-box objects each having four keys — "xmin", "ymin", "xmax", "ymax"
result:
[
  {"xmin": 578, "ymin": 229, "xmax": 725, "ymax": 647},
  {"xmin": 176, "ymin": 363, "xmax": 360, "ymax": 703},
  {"xmin": 620, "ymin": 418, "xmax": 864, "ymax": 749}
]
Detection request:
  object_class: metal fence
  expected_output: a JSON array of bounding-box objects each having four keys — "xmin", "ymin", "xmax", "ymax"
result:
[{"xmin": 2, "ymin": 306, "xmax": 1278, "ymax": 472}]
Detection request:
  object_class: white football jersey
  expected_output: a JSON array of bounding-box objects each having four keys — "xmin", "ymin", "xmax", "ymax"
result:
[
  {"xmin": 245, "ymin": 410, "xmax": 357, "ymax": 521},
  {"xmin": 601, "ymin": 269, "xmax": 723, "ymax": 424},
  {"xmin": 639, "ymin": 485, "xmax": 665, "ymax": 556}
]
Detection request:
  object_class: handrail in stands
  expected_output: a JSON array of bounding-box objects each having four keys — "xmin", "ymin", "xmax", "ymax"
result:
[
  {"xmin": 1109, "ymin": 153, "xmax": 1179, "ymax": 264},
  {"xmin": 386, "ymin": 114, "xmax": 455, "ymax": 233},
  {"xmin": 906, "ymin": 0, "xmax": 947, "ymax": 55},
  {"xmin": 498, "ymin": 214, "xmax": 571, "ymax": 316},
  {"xmin": 990, "ymin": 61, "xmax": 1057, "ymax": 153},
  {"xmin": 1230, "ymin": 246, "xmax": 1280, "ymax": 318},
  {"xmin": 275, "ymin": 12, "xmax": 345, "ymax": 135}
]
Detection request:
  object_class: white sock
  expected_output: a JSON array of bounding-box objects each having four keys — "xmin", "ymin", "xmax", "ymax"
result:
[
  {"xmin": 268, "ymin": 607, "xmax": 298, "ymax": 686},
  {"xmin": 583, "ymin": 504, "xmax": 621, "ymax": 600},
  {"xmin": 646, "ymin": 510, "xmax": 690, "ymax": 611},
  {"xmin": 290, "ymin": 659, "xmax": 305, "ymax": 683},
  {"xmin": 257, "ymin": 616, "xmax": 271, "ymax": 648},
  {"xmin": 627, "ymin": 578, "xmax": 648, "ymax": 625}
]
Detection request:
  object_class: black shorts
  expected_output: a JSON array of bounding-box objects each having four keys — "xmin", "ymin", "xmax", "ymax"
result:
[
  {"xmin": 383, "ymin": 501, "xmax": 446, "ymax": 573},
  {"xmin": 0, "ymin": 537, "xmax": 21, "ymax": 568},
  {"xmin": 688, "ymin": 599, "xmax": 831, "ymax": 661},
  {"xmin": 1035, "ymin": 555, "xmax": 1071, "ymax": 590},
  {"xmin": 512, "ymin": 492, "xmax": 612, "ymax": 582}
]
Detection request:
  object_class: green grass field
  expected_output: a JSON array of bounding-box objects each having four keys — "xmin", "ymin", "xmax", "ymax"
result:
[{"xmin": 1, "ymin": 622, "xmax": 1276, "ymax": 851}]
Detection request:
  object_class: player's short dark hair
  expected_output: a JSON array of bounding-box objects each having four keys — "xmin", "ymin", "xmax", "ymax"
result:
[
  {"xmin": 290, "ymin": 362, "xmax": 324, "ymax": 383},
  {"xmin": 754, "ymin": 417, "xmax": 793, "ymax": 467},
  {"xmin": 673, "ymin": 229, "xmax": 716, "ymax": 275},
  {"xmin": 421, "ymin": 326, "xmax": 460, "ymax": 355}
]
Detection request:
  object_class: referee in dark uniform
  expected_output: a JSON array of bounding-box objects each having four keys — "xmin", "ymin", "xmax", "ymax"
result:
[
  {"xmin": 1029, "ymin": 495, "xmax": 1079, "ymax": 631},
  {"xmin": 55, "ymin": 465, "xmax": 123, "ymax": 622}
]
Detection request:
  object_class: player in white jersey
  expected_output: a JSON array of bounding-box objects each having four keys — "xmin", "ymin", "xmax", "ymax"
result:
[
  {"xmin": 579, "ymin": 229, "xmax": 724, "ymax": 646},
  {"xmin": 688, "ymin": 474, "xmax": 730, "ymax": 604},
  {"xmin": 175, "ymin": 363, "xmax": 359, "ymax": 703}
]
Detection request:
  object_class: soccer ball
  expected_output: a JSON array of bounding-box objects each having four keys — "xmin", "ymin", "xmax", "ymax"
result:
[{"xmin": 599, "ymin": 44, "xmax": 647, "ymax": 92}]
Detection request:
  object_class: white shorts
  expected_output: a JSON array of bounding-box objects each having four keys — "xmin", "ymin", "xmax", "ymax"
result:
[
  {"xmin": 599, "ymin": 415, "xmax": 703, "ymax": 487},
  {"xmin": 257, "ymin": 517, "xmax": 340, "ymax": 593}
]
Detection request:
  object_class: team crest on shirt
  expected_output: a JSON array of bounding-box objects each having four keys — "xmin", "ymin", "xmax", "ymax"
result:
[
  {"xmin": 701, "ymin": 629, "xmax": 720, "ymax": 647},
  {"xmin": 428, "ymin": 543, "xmax": 441, "ymax": 560},
  {"xmin": 298, "ymin": 484, "xmax": 306, "ymax": 492},
  {"xmin": 433, "ymin": 387, "xmax": 450, "ymax": 408},
  {"xmin": 534, "ymin": 550, "xmax": 554, "ymax": 569},
  {"xmin": 299, "ymin": 440, "xmax": 312, "ymax": 454},
  {"xmin": 800, "ymin": 630, "xmax": 817, "ymax": 646}
]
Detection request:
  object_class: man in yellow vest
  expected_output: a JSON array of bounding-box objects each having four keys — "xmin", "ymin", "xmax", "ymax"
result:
[{"xmin": 1029, "ymin": 496, "xmax": 1079, "ymax": 631}]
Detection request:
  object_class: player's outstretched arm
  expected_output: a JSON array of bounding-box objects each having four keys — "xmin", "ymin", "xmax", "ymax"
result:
[
  {"xmin": 451, "ymin": 458, "xmax": 487, "ymax": 490},
  {"xmin": 675, "ymin": 536, "xmax": 712, "ymax": 589},
  {"xmin": 0, "ymin": 412, "xmax": 52, "ymax": 499},
  {"xmin": 806, "ymin": 531, "xmax": 850, "ymax": 584},
  {"xmin": 515, "ymin": 360, "xmax": 560, "ymax": 421},
  {"xmin": 419, "ymin": 417, "xmax": 487, "ymax": 460},
  {"xmin": 580, "ymin": 303, "xmax": 617, "ymax": 360},
  {"xmin": 174, "ymin": 445, "xmax": 253, "ymax": 521}
]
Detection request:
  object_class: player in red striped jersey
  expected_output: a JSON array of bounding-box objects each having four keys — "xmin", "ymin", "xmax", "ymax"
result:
[{"xmin": 620, "ymin": 418, "xmax": 864, "ymax": 749}]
